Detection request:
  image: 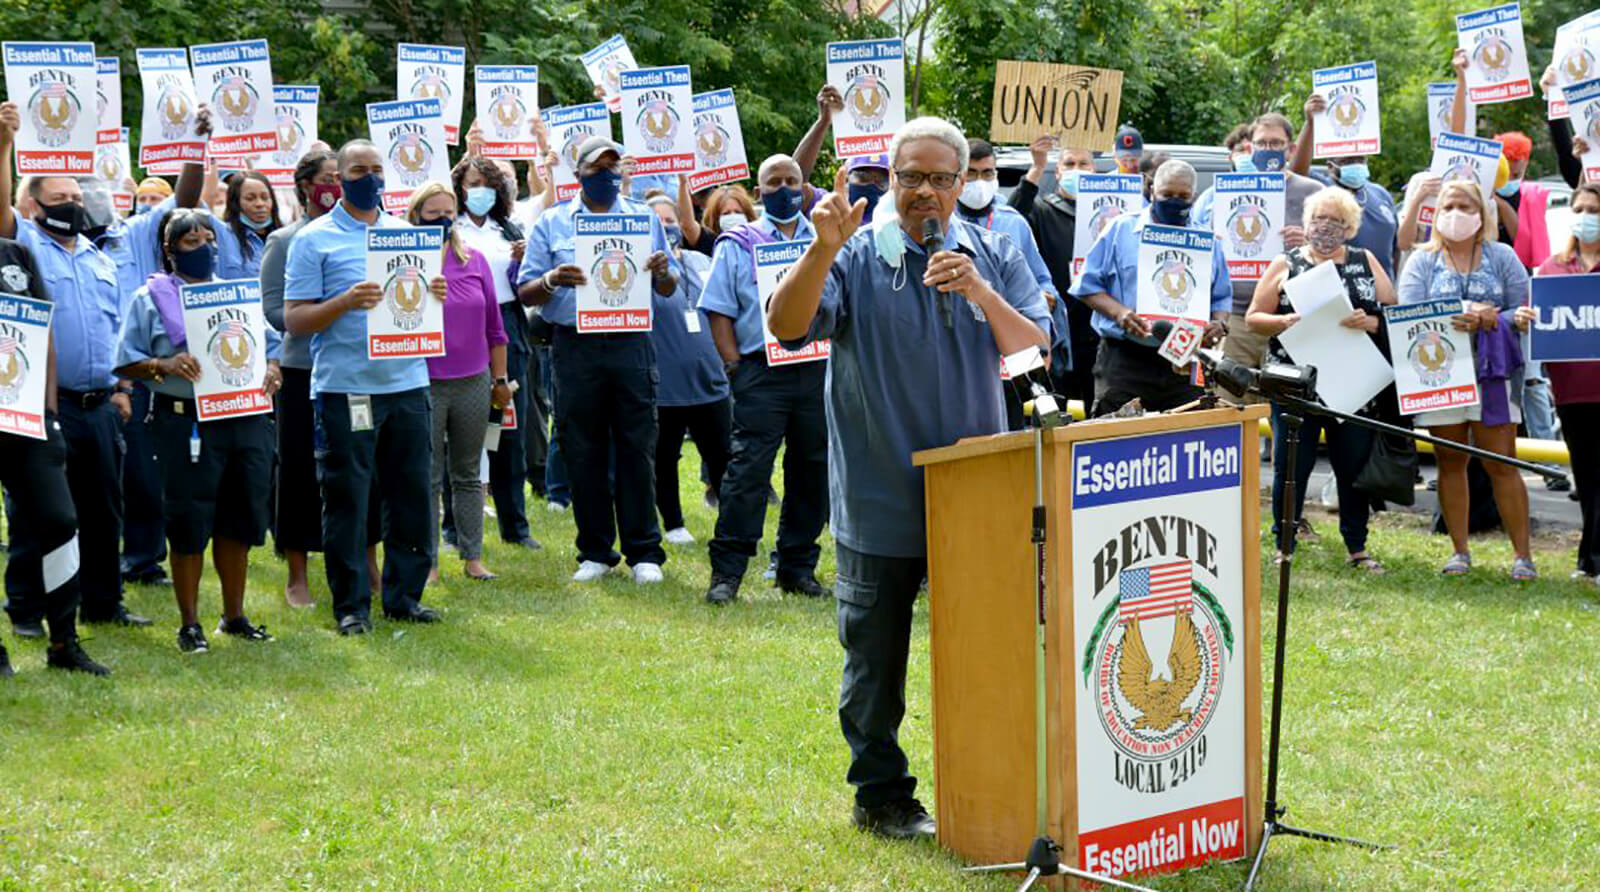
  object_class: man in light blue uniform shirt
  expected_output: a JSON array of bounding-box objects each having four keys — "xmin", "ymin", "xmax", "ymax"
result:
[
  {"xmin": 698, "ymin": 154, "xmax": 829, "ymax": 605},
  {"xmin": 767, "ymin": 118, "xmax": 1051, "ymax": 841},
  {"xmin": 1071, "ymin": 159, "xmax": 1233, "ymax": 415},
  {"xmin": 517, "ymin": 136, "xmax": 679, "ymax": 586},
  {"xmin": 285, "ymin": 139, "xmax": 447, "ymax": 636}
]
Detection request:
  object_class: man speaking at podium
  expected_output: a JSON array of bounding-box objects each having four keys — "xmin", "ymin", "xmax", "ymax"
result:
[{"xmin": 767, "ymin": 117, "xmax": 1051, "ymax": 840}]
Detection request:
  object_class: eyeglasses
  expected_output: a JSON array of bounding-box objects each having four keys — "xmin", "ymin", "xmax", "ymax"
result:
[
  {"xmin": 895, "ymin": 169, "xmax": 961, "ymax": 191},
  {"xmin": 965, "ymin": 168, "xmax": 998, "ymax": 181},
  {"xmin": 1252, "ymin": 139, "xmax": 1290, "ymax": 151}
]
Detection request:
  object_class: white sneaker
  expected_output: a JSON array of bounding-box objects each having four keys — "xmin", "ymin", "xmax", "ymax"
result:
[
  {"xmin": 633, "ymin": 562, "xmax": 664, "ymax": 585},
  {"xmin": 663, "ymin": 527, "xmax": 696, "ymax": 545},
  {"xmin": 546, "ymin": 501, "xmax": 568, "ymax": 513},
  {"xmin": 572, "ymin": 560, "xmax": 610, "ymax": 582}
]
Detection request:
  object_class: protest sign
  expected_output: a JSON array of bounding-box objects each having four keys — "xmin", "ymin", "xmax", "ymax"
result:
[
  {"xmin": 2, "ymin": 42, "xmax": 97, "ymax": 176},
  {"xmin": 989, "ymin": 61, "xmax": 1123, "ymax": 151},
  {"xmin": 366, "ymin": 98, "xmax": 450, "ymax": 215},
  {"xmin": 256, "ymin": 85, "xmax": 319, "ymax": 189},
  {"xmin": 1136, "ymin": 225, "xmax": 1214, "ymax": 324},
  {"xmin": 1530, "ymin": 273, "xmax": 1600, "ymax": 363},
  {"xmin": 1426, "ymin": 82, "xmax": 1475, "ymax": 147},
  {"xmin": 1456, "ymin": 3, "xmax": 1533, "ymax": 105},
  {"xmin": 1210, "ymin": 173, "xmax": 1284, "ymax": 282},
  {"xmin": 1311, "ymin": 62, "xmax": 1380, "ymax": 158},
  {"xmin": 136, "ymin": 48, "xmax": 204, "ymax": 169},
  {"xmin": 1549, "ymin": 13, "xmax": 1600, "ymax": 118},
  {"xmin": 688, "ymin": 89, "xmax": 749, "ymax": 192},
  {"xmin": 0, "ymin": 292, "xmax": 52, "ymax": 440},
  {"xmin": 365, "ymin": 227, "xmax": 445, "ymax": 359},
  {"xmin": 1416, "ymin": 132, "xmax": 1506, "ymax": 234},
  {"xmin": 397, "ymin": 44, "xmax": 465, "ymax": 144},
  {"xmin": 754, "ymin": 239, "xmax": 828, "ymax": 365},
  {"xmin": 546, "ymin": 103, "xmax": 610, "ymax": 203},
  {"xmin": 95, "ymin": 56, "xmax": 120, "ymax": 145},
  {"xmin": 619, "ymin": 66, "xmax": 696, "ymax": 176},
  {"xmin": 96, "ymin": 127, "xmax": 133, "ymax": 214},
  {"xmin": 1072, "ymin": 174, "xmax": 1144, "ymax": 285},
  {"xmin": 574, "ymin": 213, "xmax": 653, "ymax": 333},
  {"xmin": 1274, "ymin": 261, "xmax": 1394, "ymax": 414},
  {"xmin": 180, "ymin": 278, "xmax": 273, "ymax": 421},
  {"xmin": 581, "ymin": 35, "xmax": 638, "ymax": 114},
  {"xmin": 190, "ymin": 40, "xmax": 277, "ymax": 157},
  {"xmin": 1385, "ymin": 300, "xmax": 1479, "ymax": 415},
  {"xmin": 474, "ymin": 65, "xmax": 539, "ymax": 159},
  {"xmin": 826, "ymin": 39, "xmax": 906, "ymax": 157},
  {"xmin": 1563, "ymin": 77, "xmax": 1600, "ymax": 182}
]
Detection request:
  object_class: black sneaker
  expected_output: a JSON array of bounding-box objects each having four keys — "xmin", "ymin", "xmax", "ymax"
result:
[
  {"xmin": 86, "ymin": 606, "xmax": 153, "ymax": 628},
  {"xmin": 1546, "ymin": 475, "xmax": 1571, "ymax": 492},
  {"xmin": 217, "ymin": 616, "xmax": 273, "ymax": 642},
  {"xmin": 507, "ymin": 536, "xmax": 543, "ymax": 551},
  {"xmin": 383, "ymin": 604, "xmax": 442, "ymax": 623},
  {"xmin": 177, "ymin": 624, "xmax": 210, "ymax": 654},
  {"xmin": 705, "ymin": 573, "xmax": 740, "ymax": 606},
  {"xmin": 337, "ymin": 615, "xmax": 372, "ymax": 636},
  {"xmin": 10, "ymin": 619, "xmax": 44, "ymax": 639},
  {"xmin": 777, "ymin": 573, "xmax": 830, "ymax": 598},
  {"xmin": 46, "ymin": 638, "xmax": 111, "ymax": 676},
  {"xmin": 852, "ymin": 798, "xmax": 936, "ymax": 841},
  {"xmin": 0, "ymin": 642, "xmax": 12, "ymax": 678}
]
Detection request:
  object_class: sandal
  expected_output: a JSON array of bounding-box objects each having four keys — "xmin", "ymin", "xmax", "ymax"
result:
[
  {"xmin": 1295, "ymin": 518, "xmax": 1319, "ymax": 543},
  {"xmin": 1347, "ymin": 555, "xmax": 1386, "ymax": 574},
  {"xmin": 1441, "ymin": 553, "xmax": 1472, "ymax": 576},
  {"xmin": 1510, "ymin": 557, "xmax": 1538, "ymax": 582}
]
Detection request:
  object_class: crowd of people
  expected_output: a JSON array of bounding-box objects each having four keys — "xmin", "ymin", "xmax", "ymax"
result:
[{"xmin": 0, "ymin": 40, "xmax": 1596, "ymax": 844}]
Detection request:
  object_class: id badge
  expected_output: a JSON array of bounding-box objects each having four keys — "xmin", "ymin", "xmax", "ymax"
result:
[
  {"xmin": 683, "ymin": 309, "xmax": 702, "ymax": 334},
  {"xmin": 348, "ymin": 394, "xmax": 374, "ymax": 432}
]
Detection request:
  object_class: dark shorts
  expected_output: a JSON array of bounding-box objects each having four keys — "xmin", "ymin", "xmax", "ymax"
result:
[{"xmin": 153, "ymin": 394, "xmax": 274, "ymax": 554}]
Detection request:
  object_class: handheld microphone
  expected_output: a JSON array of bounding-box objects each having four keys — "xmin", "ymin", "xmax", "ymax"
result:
[
  {"xmin": 922, "ymin": 217, "xmax": 954, "ymax": 330},
  {"xmin": 1129, "ymin": 318, "xmax": 1174, "ymax": 349}
]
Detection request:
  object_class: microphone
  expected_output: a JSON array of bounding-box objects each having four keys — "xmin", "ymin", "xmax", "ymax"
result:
[
  {"xmin": 922, "ymin": 217, "xmax": 954, "ymax": 329},
  {"xmin": 1129, "ymin": 318, "xmax": 1174, "ymax": 349},
  {"xmin": 1194, "ymin": 349, "xmax": 1258, "ymax": 398}
]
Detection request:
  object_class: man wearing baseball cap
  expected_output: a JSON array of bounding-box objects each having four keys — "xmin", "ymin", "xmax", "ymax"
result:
[
  {"xmin": 1113, "ymin": 123, "xmax": 1144, "ymax": 174},
  {"xmin": 842, "ymin": 154, "xmax": 890, "ymax": 224},
  {"xmin": 517, "ymin": 136, "xmax": 680, "ymax": 585}
]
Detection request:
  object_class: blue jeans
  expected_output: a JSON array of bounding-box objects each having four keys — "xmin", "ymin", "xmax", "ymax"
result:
[
  {"xmin": 1270, "ymin": 404, "xmax": 1376, "ymax": 555},
  {"xmin": 1522, "ymin": 365, "xmax": 1559, "ymax": 440}
]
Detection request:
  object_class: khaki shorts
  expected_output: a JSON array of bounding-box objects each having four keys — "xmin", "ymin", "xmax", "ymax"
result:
[{"xmin": 1221, "ymin": 312, "xmax": 1268, "ymax": 405}]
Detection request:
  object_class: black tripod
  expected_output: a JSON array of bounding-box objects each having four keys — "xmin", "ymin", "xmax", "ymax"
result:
[{"xmin": 1238, "ymin": 389, "xmax": 1564, "ymax": 892}]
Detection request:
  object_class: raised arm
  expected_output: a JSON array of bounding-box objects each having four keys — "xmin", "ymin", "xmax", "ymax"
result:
[
  {"xmin": 174, "ymin": 106, "xmax": 214, "ymax": 209},
  {"xmin": 677, "ymin": 174, "xmax": 703, "ymax": 250},
  {"xmin": 793, "ymin": 85, "xmax": 843, "ymax": 181},
  {"xmin": 1292, "ymin": 92, "xmax": 1322, "ymax": 177},
  {"xmin": 0, "ymin": 102, "xmax": 19, "ymax": 238},
  {"xmin": 1449, "ymin": 49, "xmax": 1469, "ymax": 134},
  {"xmin": 768, "ymin": 191, "xmax": 862, "ymax": 340}
]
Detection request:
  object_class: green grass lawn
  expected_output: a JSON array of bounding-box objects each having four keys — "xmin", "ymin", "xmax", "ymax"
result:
[{"xmin": 1, "ymin": 456, "xmax": 1597, "ymax": 890}]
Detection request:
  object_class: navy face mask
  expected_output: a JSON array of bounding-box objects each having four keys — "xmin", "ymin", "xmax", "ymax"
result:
[
  {"xmin": 1150, "ymin": 197, "xmax": 1193, "ymax": 227},
  {"xmin": 172, "ymin": 243, "xmax": 218, "ymax": 280},
  {"xmin": 848, "ymin": 183, "xmax": 886, "ymax": 224},
  {"xmin": 341, "ymin": 173, "xmax": 385, "ymax": 212},
  {"xmin": 1251, "ymin": 149, "xmax": 1287, "ymax": 173},
  {"xmin": 580, "ymin": 169, "xmax": 622, "ymax": 207},
  {"xmin": 761, "ymin": 186, "xmax": 804, "ymax": 223}
]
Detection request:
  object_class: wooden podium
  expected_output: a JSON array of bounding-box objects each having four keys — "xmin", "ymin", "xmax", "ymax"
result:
[{"xmin": 912, "ymin": 406, "xmax": 1267, "ymax": 883}]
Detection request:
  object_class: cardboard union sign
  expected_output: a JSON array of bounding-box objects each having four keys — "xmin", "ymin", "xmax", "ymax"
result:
[{"xmin": 990, "ymin": 61, "xmax": 1123, "ymax": 151}]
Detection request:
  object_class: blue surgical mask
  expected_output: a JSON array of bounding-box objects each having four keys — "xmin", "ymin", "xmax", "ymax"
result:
[
  {"xmin": 848, "ymin": 182, "xmax": 886, "ymax": 224},
  {"xmin": 1573, "ymin": 212, "xmax": 1600, "ymax": 244},
  {"xmin": 1231, "ymin": 153, "xmax": 1257, "ymax": 173},
  {"xmin": 1335, "ymin": 162, "xmax": 1370, "ymax": 191},
  {"xmin": 761, "ymin": 186, "xmax": 804, "ymax": 223},
  {"xmin": 1150, "ymin": 197, "xmax": 1193, "ymax": 227},
  {"xmin": 580, "ymin": 169, "xmax": 622, "ymax": 208},
  {"xmin": 1058, "ymin": 169, "xmax": 1082, "ymax": 199},
  {"xmin": 873, "ymin": 217, "xmax": 905, "ymax": 270},
  {"xmin": 1251, "ymin": 149, "xmax": 1286, "ymax": 173},
  {"xmin": 465, "ymin": 186, "xmax": 497, "ymax": 217},
  {"xmin": 422, "ymin": 215, "xmax": 453, "ymax": 235},
  {"xmin": 341, "ymin": 173, "xmax": 384, "ymax": 212},
  {"xmin": 134, "ymin": 203, "xmax": 153, "ymax": 216},
  {"xmin": 662, "ymin": 224, "xmax": 682, "ymax": 247},
  {"xmin": 172, "ymin": 243, "xmax": 217, "ymax": 280},
  {"xmin": 1496, "ymin": 178, "xmax": 1522, "ymax": 198},
  {"xmin": 241, "ymin": 215, "xmax": 272, "ymax": 232}
]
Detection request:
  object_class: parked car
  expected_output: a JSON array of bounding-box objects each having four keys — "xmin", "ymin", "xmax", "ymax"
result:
[{"xmin": 993, "ymin": 143, "xmax": 1235, "ymax": 200}]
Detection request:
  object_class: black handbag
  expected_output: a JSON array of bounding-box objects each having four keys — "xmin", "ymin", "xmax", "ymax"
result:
[{"xmin": 1354, "ymin": 430, "xmax": 1419, "ymax": 506}]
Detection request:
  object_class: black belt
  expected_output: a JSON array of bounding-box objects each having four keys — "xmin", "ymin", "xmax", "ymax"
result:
[
  {"xmin": 57, "ymin": 388, "xmax": 112, "ymax": 410},
  {"xmin": 552, "ymin": 325, "xmax": 647, "ymax": 341},
  {"xmin": 152, "ymin": 393, "xmax": 198, "ymax": 417}
]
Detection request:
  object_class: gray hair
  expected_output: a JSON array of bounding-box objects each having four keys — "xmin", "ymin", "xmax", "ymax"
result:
[
  {"xmin": 1152, "ymin": 159, "xmax": 1196, "ymax": 193},
  {"xmin": 888, "ymin": 117, "xmax": 968, "ymax": 173}
]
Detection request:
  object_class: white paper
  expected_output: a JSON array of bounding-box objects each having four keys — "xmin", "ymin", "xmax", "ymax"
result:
[
  {"xmin": 474, "ymin": 65, "xmax": 539, "ymax": 159},
  {"xmin": 754, "ymin": 239, "xmax": 829, "ymax": 365},
  {"xmin": 574, "ymin": 213, "xmax": 654, "ymax": 334},
  {"xmin": 1073, "ymin": 174, "xmax": 1144, "ymax": 286},
  {"xmin": 1456, "ymin": 3, "xmax": 1533, "ymax": 106},
  {"xmin": 190, "ymin": 39, "xmax": 277, "ymax": 157},
  {"xmin": 1384, "ymin": 299, "xmax": 1480, "ymax": 415},
  {"xmin": 580, "ymin": 35, "xmax": 637, "ymax": 114},
  {"xmin": 546, "ymin": 103, "xmax": 609, "ymax": 203},
  {"xmin": 136, "ymin": 47, "xmax": 204, "ymax": 169},
  {"xmin": 397, "ymin": 44, "xmax": 465, "ymax": 144},
  {"xmin": 826, "ymin": 39, "xmax": 906, "ymax": 157},
  {"xmin": 619, "ymin": 66, "xmax": 696, "ymax": 177},
  {"xmin": 1426, "ymin": 82, "xmax": 1475, "ymax": 148},
  {"xmin": 179, "ymin": 278, "xmax": 273, "ymax": 421},
  {"xmin": 1210, "ymin": 173, "xmax": 1284, "ymax": 283},
  {"xmin": 1135, "ymin": 224, "xmax": 1214, "ymax": 324},
  {"xmin": 366, "ymin": 98, "xmax": 451, "ymax": 216},
  {"xmin": 0, "ymin": 291, "xmax": 53, "ymax": 440},
  {"xmin": 1311, "ymin": 61, "xmax": 1381, "ymax": 159},
  {"xmin": 95, "ymin": 56, "xmax": 121, "ymax": 145},
  {"xmin": 2, "ymin": 42, "xmax": 98, "ymax": 177},
  {"xmin": 257, "ymin": 85, "xmax": 319, "ymax": 189},
  {"xmin": 1563, "ymin": 77, "xmax": 1600, "ymax": 182},
  {"xmin": 1274, "ymin": 261, "xmax": 1393, "ymax": 415},
  {"xmin": 365, "ymin": 227, "xmax": 445, "ymax": 359},
  {"xmin": 1549, "ymin": 13, "xmax": 1600, "ymax": 119},
  {"xmin": 95, "ymin": 127, "xmax": 133, "ymax": 214},
  {"xmin": 688, "ymin": 89, "xmax": 750, "ymax": 193}
]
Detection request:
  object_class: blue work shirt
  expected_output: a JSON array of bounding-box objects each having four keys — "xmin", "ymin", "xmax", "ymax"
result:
[
  {"xmin": 1307, "ymin": 172, "xmax": 1399, "ymax": 278},
  {"xmin": 515, "ymin": 193, "xmax": 678, "ymax": 328},
  {"xmin": 651, "ymin": 250, "xmax": 729, "ymax": 407},
  {"xmin": 778, "ymin": 218, "xmax": 1051, "ymax": 558},
  {"xmin": 214, "ymin": 221, "xmax": 270, "ymax": 280},
  {"xmin": 14, "ymin": 218, "xmax": 121, "ymax": 391},
  {"xmin": 1069, "ymin": 209, "xmax": 1233, "ymax": 341},
  {"xmin": 698, "ymin": 215, "xmax": 817, "ymax": 355},
  {"xmin": 630, "ymin": 173, "xmax": 677, "ymax": 202},
  {"xmin": 115, "ymin": 278, "xmax": 283, "ymax": 400},
  {"xmin": 955, "ymin": 201, "xmax": 1065, "ymax": 356},
  {"xmin": 96, "ymin": 195, "xmax": 176, "ymax": 312},
  {"xmin": 284, "ymin": 203, "xmax": 429, "ymax": 396}
]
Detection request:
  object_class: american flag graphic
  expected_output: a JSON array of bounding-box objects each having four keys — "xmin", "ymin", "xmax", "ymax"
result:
[
  {"xmin": 219, "ymin": 321, "xmax": 245, "ymax": 338},
  {"xmin": 1119, "ymin": 561, "xmax": 1193, "ymax": 622},
  {"xmin": 0, "ymin": 336, "xmax": 17, "ymax": 355}
]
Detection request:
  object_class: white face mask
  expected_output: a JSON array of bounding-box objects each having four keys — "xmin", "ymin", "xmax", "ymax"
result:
[
  {"xmin": 958, "ymin": 177, "xmax": 998, "ymax": 211},
  {"xmin": 717, "ymin": 213, "xmax": 747, "ymax": 233}
]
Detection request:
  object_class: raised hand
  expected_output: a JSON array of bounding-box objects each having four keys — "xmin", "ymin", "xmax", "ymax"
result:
[{"xmin": 810, "ymin": 191, "xmax": 866, "ymax": 252}]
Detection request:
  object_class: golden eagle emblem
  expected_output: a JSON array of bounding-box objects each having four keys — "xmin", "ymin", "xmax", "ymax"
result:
[
  {"xmin": 592, "ymin": 249, "xmax": 635, "ymax": 308},
  {"xmin": 28, "ymin": 82, "xmax": 79, "ymax": 147},
  {"xmin": 383, "ymin": 267, "xmax": 428, "ymax": 332},
  {"xmin": 1408, "ymin": 330, "xmax": 1455, "ymax": 386},
  {"xmin": 1563, "ymin": 49, "xmax": 1592, "ymax": 83},
  {"xmin": 1154, "ymin": 259, "xmax": 1194, "ymax": 314},
  {"xmin": 845, "ymin": 74, "xmax": 889, "ymax": 130},
  {"xmin": 1117, "ymin": 614, "xmax": 1203, "ymax": 732},
  {"xmin": 637, "ymin": 101, "xmax": 678, "ymax": 154},
  {"xmin": 207, "ymin": 320, "xmax": 257, "ymax": 388},
  {"xmin": 1475, "ymin": 37, "xmax": 1511, "ymax": 80},
  {"xmin": 0, "ymin": 352, "xmax": 22, "ymax": 388}
]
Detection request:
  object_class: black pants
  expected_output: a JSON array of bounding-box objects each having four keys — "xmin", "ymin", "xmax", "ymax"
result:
[
  {"xmin": 152, "ymin": 399, "xmax": 274, "ymax": 553},
  {"xmin": 1269, "ymin": 403, "xmax": 1376, "ymax": 554},
  {"xmin": 551, "ymin": 327, "xmax": 664, "ymax": 567},
  {"xmin": 275, "ymin": 367, "xmax": 322, "ymax": 553},
  {"xmin": 525, "ymin": 344, "xmax": 552, "ymax": 494},
  {"xmin": 1558, "ymin": 402, "xmax": 1600, "ymax": 575},
  {"xmin": 835, "ymin": 543, "xmax": 926, "ymax": 808},
  {"xmin": 1091, "ymin": 337, "xmax": 1202, "ymax": 417},
  {"xmin": 315, "ymin": 388, "xmax": 432, "ymax": 621},
  {"xmin": 6, "ymin": 396, "xmax": 124, "ymax": 621},
  {"xmin": 488, "ymin": 308, "xmax": 532, "ymax": 543},
  {"xmin": 709, "ymin": 357, "xmax": 828, "ymax": 580},
  {"xmin": 656, "ymin": 398, "xmax": 732, "ymax": 531},
  {"xmin": 120, "ymin": 383, "xmax": 166, "ymax": 578},
  {"xmin": 1, "ymin": 419, "xmax": 84, "ymax": 642}
]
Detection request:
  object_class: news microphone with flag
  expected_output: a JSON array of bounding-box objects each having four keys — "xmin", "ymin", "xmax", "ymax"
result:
[
  {"xmin": 1128, "ymin": 318, "xmax": 1174, "ymax": 349},
  {"xmin": 922, "ymin": 217, "xmax": 954, "ymax": 329}
]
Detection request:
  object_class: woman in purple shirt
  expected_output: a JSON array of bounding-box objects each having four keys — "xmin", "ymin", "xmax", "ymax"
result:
[{"xmin": 407, "ymin": 183, "xmax": 512, "ymax": 582}]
